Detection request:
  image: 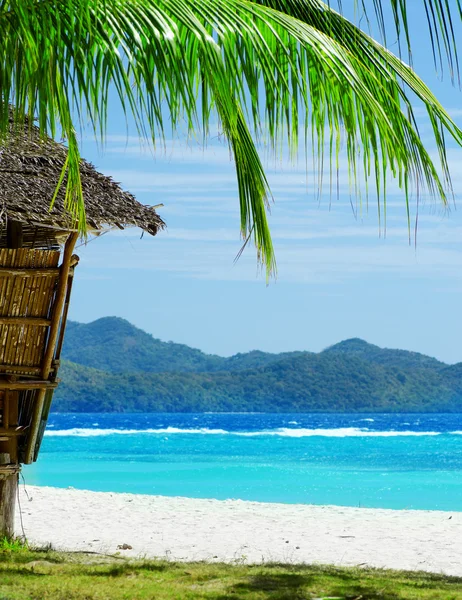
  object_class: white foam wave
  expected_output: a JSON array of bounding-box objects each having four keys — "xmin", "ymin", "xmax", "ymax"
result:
[
  {"xmin": 44, "ymin": 426, "xmax": 449, "ymax": 438},
  {"xmin": 45, "ymin": 427, "xmax": 230, "ymax": 437},
  {"xmin": 237, "ymin": 428, "xmax": 442, "ymax": 438}
]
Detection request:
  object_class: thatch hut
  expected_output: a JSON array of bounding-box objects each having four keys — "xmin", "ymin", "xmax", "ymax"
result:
[{"xmin": 0, "ymin": 117, "xmax": 164, "ymax": 536}]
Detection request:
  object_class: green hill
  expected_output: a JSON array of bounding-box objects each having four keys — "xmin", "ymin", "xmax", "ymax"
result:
[
  {"xmin": 323, "ymin": 338, "xmax": 445, "ymax": 370},
  {"xmin": 63, "ymin": 318, "xmax": 224, "ymax": 373},
  {"xmin": 63, "ymin": 318, "xmax": 301, "ymax": 373},
  {"xmin": 53, "ymin": 317, "xmax": 462, "ymax": 413}
]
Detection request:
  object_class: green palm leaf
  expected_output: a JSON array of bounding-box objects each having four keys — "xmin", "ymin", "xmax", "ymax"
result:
[{"xmin": 0, "ymin": 0, "xmax": 461, "ymax": 276}]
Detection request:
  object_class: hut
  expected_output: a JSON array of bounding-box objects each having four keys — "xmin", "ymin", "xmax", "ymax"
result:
[{"xmin": 0, "ymin": 116, "xmax": 164, "ymax": 537}]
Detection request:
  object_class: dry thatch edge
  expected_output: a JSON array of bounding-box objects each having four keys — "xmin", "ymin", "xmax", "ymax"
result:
[{"xmin": 0, "ymin": 115, "xmax": 165, "ymax": 248}]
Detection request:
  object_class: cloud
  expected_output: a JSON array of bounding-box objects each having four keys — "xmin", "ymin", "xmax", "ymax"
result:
[
  {"xmin": 105, "ymin": 169, "xmax": 238, "ymax": 192},
  {"xmin": 75, "ymin": 122, "xmax": 462, "ymax": 288},
  {"xmin": 448, "ymin": 109, "xmax": 462, "ymax": 119},
  {"xmin": 102, "ymin": 136, "xmax": 462, "ymax": 210},
  {"xmin": 75, "ymin": 214, "xmax": 462, "ymax": 286},
  {"xmin": 157, "ymin": 228, "xmax": 237, "ymax": 242},
  {"xmin": 105, "ymin": 140, "xmax": 234, "ymax": 166}
]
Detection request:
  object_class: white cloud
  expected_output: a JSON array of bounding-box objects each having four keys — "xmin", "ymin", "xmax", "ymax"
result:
[
  {"xmin": 448, "ymin": 109, "xmax": 462, "ymax": 119},
  {"xmin": 75, "ymin": 219, "xmax": 462, "ymax": 285},
  {"xmin": 106, "ymin": 140, "xmax": 234, "ymax": 166},
  {"xmin": 105, "ymin": 169, "xmax": 238, "ymax": 192}
]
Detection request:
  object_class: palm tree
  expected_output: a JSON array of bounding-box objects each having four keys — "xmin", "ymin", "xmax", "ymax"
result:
[{"xmin": 1, "ymin": 0, "xmax": 461, "ymax": 276}]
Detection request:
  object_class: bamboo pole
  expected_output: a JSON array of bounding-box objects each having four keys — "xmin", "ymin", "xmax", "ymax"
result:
[
  {"xmin": 54, "ymin": 257, "xmax": 78, "ymax": 364},
  {"xmin": 0, "ymin": 454, "xmax": 19, "ymax": 539},
  {"xmin": 3, "ymin": 392, "xmax": 9, "ymax": 430},
  {"xmin": 0, "ymin": 317, "xmax": 51, "ymax": 326},
  {"xmin": 24, "ymin": 233, "xmax": 78, "ymax": 464},
  {"xmin": 41, "ymin": 233, "xmax": 79, "ymax": 380},
  {"xmin": 0, "ymin": 427, "xmax": 26, "ymax": 437},
  {"xmin": 0, "ymin": 366, "xmax": 42, "ymax": 375},
  {"xmin": 0, "ymin": 268, "xmax": 60, "ymax": 277},
  {"xmin": 32, "ymin": 256, "xmax": 79, "ymax": 459},
  {"xmin": 0, "ymin": 381, "xmax": 57, "ymax": 390}
]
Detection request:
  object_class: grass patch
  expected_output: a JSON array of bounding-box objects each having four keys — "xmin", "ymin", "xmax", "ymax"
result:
[
  {"xmin": 0, "ymin": 547, "xmax": 461, "ymax": 599},
  {"xmin": 0, "ymin": 537, "xmax": 29, "ymax": 553}
]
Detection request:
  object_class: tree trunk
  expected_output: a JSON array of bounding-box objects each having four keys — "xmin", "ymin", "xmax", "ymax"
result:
[{"xmin": 0, "ymin": 454, "xmax": 18, "ymax": 539}]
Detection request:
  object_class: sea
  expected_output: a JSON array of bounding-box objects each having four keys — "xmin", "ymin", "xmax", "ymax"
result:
[{"xmin": 23, "ymin": 412, "xmax": 462, "ymax": 512}]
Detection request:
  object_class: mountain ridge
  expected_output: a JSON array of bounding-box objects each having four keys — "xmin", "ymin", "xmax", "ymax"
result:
[
  {"xmin": 63, "ymin": 317, "xmax": 311, "ymax": 373},
  {"xmin": 55, "ymin": 317, "xmax": 462, "ymax": 413}
]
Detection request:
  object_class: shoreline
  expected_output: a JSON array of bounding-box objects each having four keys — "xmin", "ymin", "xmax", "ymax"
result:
[{"xmin": 15, "ymin": 486, "xmax": 462, "ymax": 576}]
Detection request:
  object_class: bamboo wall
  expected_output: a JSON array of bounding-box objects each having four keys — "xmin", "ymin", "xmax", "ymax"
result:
[
  {"xmin": 0, "ymin": 239, "xmax": 77, "ymax": 466},
  {"xmin": 0, "ymin": 249, "xmax": 60, "ymax": 374}
]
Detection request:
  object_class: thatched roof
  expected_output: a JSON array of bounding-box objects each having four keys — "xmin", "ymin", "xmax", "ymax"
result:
[{"xmin": 0, "ymin": 116, "xmax": 165, "ymax": 249}]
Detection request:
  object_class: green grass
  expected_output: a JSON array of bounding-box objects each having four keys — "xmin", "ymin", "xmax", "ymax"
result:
[
  {"xmin": 0, "ymin": 544, "xmax": 461, "ymax": 599},
  {"xmin": 0, "ymin": 537, "xmax": 30, "ymax": 553}
]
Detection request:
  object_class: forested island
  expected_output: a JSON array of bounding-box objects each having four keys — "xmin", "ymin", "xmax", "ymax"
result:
[{"xmin": 54, "ymin": 317, "xmax": 462, "ymax": 413}]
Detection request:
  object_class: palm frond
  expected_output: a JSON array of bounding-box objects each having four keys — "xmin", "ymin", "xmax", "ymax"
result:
[
  {"xmin": 0, "ymin": 0, "xmax": 461, "ymax": 276},
  {"xmin": 338, "ymin": 0, "xmax": 462, "ymax": 81}
]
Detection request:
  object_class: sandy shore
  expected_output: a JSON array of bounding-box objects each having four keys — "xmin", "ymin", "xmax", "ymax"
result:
[{"xmin": 14, "ymin": 486, "xmax": 462, "ymax": 575}]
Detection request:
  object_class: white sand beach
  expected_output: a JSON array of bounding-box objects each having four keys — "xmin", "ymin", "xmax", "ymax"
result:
[{"xmin": 15, "ymin": 486, "xmax": 462, "ymax": 576}]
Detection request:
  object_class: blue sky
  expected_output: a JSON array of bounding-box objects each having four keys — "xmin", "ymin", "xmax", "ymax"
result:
[{"xmin": 69, "ymin": 4, "xmax": 462, "ymax": 364}]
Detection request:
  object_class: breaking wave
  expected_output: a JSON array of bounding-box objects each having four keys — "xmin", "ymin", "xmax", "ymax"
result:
[{"xmin": 44, "ymin": 426, "xmax": 457, "ymax": 438}]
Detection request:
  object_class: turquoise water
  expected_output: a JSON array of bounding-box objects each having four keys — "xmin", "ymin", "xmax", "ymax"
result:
[{"xmin": 23, "ymin": 413, "xmax": 462, "ymax": 511}]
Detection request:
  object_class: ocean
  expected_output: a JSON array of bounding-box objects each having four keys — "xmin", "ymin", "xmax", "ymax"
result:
[{"xmin": 23, "ymin": 412, "xmax": 462, "ymax": 511}]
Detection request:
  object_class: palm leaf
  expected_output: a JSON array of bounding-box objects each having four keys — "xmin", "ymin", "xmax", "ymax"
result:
[
  {"xmin": 354, "ymin": 0, "xmax": 462, "ymax": 81},
  {"xmin": 0, "ymin": 0, "xmax": 461, "ymax": 276}
]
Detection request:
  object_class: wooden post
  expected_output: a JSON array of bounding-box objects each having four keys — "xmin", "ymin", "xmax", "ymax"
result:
[
  {"xmin": 0, "ymin": 454, "xmax": 18, "ymax": 540},
  {"xmin": 6, "ymin": 220, "xmax": 23, "ymax": 249},
  {"xmin": 0, "ymin": 390, "xmax": 19, "ymax": 539}
]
